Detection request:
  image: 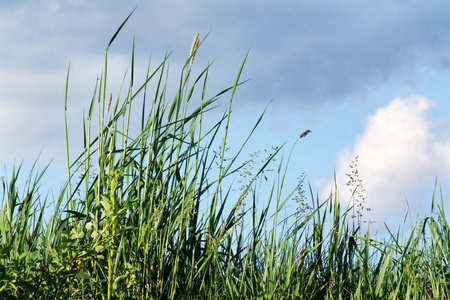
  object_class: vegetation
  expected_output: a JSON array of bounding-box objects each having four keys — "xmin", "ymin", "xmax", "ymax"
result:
[{"xmin": 1, "ymin": 11, "xmax": 450, "ymax": 299}]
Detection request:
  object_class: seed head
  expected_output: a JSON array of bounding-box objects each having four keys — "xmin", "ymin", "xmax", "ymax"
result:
[
  {"xmin": 106, "ymin": 93, "xmax": 112, "ymax": 113},
  {"xmin": 299, "ymin": 129, "xmax": 311, "ymax": 138},
  {"xmin": 181, "ymin": 69, "xmax": 191, "ymax": 90},
  {"xmin": 189, "ymin": 33, "xmax": 199, "ymax": 65}
]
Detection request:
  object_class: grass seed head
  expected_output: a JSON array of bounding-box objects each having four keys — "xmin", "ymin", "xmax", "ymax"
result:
[
  {"xmin": 299, "ymin": 129, "xmax": 311, "ymax": 138},
  {"xmin": 189, "ymin": 33, "xmax": 200, "ymax": 65},
  {"xmin": 106, "ymin": 93, "xmax": 112, "ymax": 113},
  {"xmin": 181, "ymin": 69, "xmax": 191, "ymax": 90}
]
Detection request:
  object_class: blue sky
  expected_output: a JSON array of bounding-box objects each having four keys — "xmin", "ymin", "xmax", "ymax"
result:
[{"xmin": 2, "ymin": 1, "xmax": 450, "ymax": 234}]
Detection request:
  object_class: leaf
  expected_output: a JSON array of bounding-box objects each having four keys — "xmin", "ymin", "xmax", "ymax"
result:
[
  {"xmin": 76, "ymin": 271, "xmax": 91, "ymax": 279},
  {"xmin": 0, "ymin": 246, "xmax": 12, "ymax": 260},
  {"xmin": 100, "ymin": 195, "xmax": 112, "ymax": 216},
  {"xmin": 64, "ymin": 210, "xmax": 87, "ymax": 219},
  {"xmin": 29, "ymin": 251, "xmax": 40, "ymax": 261}
]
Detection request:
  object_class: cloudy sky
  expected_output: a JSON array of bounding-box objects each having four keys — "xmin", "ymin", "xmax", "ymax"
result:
[{"xmin": 2, "ymin": 0, "xmax": 450, "ymax": 234}]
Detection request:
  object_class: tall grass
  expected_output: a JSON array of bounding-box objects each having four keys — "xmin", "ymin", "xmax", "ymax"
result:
[{"xmin": 1, "ymin": 11, "xmax": 450, "ymax": 299}]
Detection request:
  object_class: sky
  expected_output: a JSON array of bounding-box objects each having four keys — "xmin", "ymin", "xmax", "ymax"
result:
[{"xmin": 2, "ymin": 0, "xmax": 450, "ymax": 235}]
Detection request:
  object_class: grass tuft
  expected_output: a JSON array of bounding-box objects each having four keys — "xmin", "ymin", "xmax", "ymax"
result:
[{"xmin": 1, "ymin": 11, "xmax": 450, "ymax": 299}]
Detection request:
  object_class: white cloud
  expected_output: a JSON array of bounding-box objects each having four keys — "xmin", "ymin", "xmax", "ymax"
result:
[{"xmin": 324, "ymin": 95, "xmax": 450, "ymax": 231}]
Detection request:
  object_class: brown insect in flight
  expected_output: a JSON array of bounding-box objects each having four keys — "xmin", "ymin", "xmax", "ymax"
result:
[{"xmin": 299, "ymin": 129, "xmax": 311, "ymax": 138}]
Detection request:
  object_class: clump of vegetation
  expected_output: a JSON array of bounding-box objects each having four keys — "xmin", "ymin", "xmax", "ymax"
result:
[{"xmin": 1, "ymin": 10, "xmax": 450, "ymax": 299}]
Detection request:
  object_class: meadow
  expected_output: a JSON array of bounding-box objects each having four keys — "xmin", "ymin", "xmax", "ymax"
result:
[{"xmin": 1, "ymin": 11, "xmax": 450, "ymax": 299}]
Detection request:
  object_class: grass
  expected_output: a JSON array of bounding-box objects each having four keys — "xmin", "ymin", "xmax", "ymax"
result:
[{"xmin": 1, "ymin": 10, "xmax": 450, "ymax": 299}]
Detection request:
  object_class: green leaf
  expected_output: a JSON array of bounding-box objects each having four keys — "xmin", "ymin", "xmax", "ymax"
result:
[
  {"xmin": 76, "ymin": 271, "xmax": 91, "ymax": 279},
  {"xmin": 0, "ymin": 245, "xmax": 12, "ymax": 259}
]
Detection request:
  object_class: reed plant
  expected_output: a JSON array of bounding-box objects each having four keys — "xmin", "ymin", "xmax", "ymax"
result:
[{"xmin": 1, "ymin": 10, "xmax": 450, "ymax": 299}]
